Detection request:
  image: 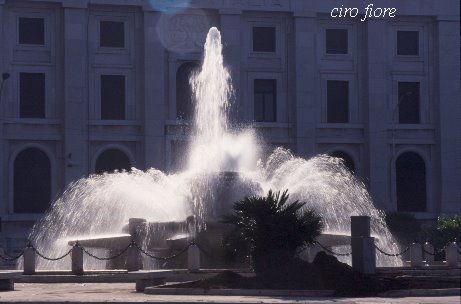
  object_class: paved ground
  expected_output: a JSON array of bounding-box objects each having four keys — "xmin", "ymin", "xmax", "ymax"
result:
[{"xmin": 0, "ymin": 283, "xmax": 459, "ymax": 304}]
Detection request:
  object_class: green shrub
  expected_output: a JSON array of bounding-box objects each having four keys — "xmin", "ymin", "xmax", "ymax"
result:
[
  {"xmin": 423, "ymin": 215, "xmax": 461, "ymax": 249},
  {"xmin": 223, "ymin": 190, "xmax": 323, "ymax": 276}
]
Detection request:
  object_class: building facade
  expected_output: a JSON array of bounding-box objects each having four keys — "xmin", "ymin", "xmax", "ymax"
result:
[{"xmin": 0, "ymin": 0, "xmax": 460, "ymax": 252}]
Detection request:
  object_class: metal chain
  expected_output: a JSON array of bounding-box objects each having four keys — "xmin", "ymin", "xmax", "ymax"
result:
[
  {"xmin": 314, "ymin": 241, "xmax": 351, "ymax": 256},
  {"xmin": 424, "ymin": 242, "xmax": 461, "ymax": 255},
  {"xmin": 133, "ymin": 242, "xmax": 190, "ymax": 261},
  {"xmin": 374, "ymin": 244, "xmax": 411, "ymax": 257},
  {"xmin": 7, "ymin": 239, "xmax": 460, "ymax": 263},
  {"xmin": 0, "ymin": 251, "xmax": 24, "ymax": 261},
  {"xmin": 79, "ymin": 243, "xmax": 131, "ymax": 261},
  {"xmin": 194, "ymin": 242, "xmax": 227, "ymax": 263},
  {"xmin": 422, "ymin": 248, "xmax": 437, "ymax": 256},
  {"xmin": 34, "ymin": 247, "xmax": 73, "ymax": 261},
  {"xmin": 422, "ymin": 244, "xmax": 448, "ymax": 256}
]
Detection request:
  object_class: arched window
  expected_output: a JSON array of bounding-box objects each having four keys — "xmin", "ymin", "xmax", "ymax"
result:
[
  {"xmin": 396, "ymin": 152, "xmax": 426, "ymax": 212},
  {"xmin": 329, "ymin": 150, "xmax": 355, "ymax": 173},
  {"xmin": 95, "ymin": 149, "xmax": 131, "ymax": 174},
  {"xmin": 14, "ymin": 148, "xmax": 51, "ymax": 213},
  {"xmin": 176, "ymin": 62, "xmax": 199, "ymax": 120}
]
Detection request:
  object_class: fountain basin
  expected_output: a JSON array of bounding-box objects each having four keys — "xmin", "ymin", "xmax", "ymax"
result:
[
  {"xmin": 317, "ymin": 234, "xmax": 351, "ymax": 247},
  {"xmin": 68, "ymin": 234, "xmax": 132, "ymax": 249}
]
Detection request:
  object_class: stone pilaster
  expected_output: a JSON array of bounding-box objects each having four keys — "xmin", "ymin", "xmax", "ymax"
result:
[
  {"xmin": 293, "ymin": 12, "xmax": 316, "ymax": 157},
  {"xmin": 63, "ymin": 4, "xmax": 89, "ymax": 184},
  {"xmin": 436, "ymin": 16, "xmax": 461, "ymax": 214},
  {"xmin": 143, "ymin": 9, "xmax": 166, "ymax": 170},
  {"xmin": 219, "ymin": 9, "xmax": 242, "ymax": 123},
  {"xmin": 366, "ymin": 20, "xmax": 389, "ymax": 210}
]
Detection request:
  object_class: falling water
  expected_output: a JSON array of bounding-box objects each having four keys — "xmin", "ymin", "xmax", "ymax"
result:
[{"xmin": 24, "ymin": 27, "xmax": 402, "ymax": 270}]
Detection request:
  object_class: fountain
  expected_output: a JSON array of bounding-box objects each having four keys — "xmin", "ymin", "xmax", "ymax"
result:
[{"xmin": 23, "ymin": 27, "xmax": 402, "ymax": 271}]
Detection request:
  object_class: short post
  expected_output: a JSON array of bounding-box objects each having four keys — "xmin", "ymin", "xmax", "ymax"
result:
[
  {"xmin": 423, "ymin": 242, "xmax": 434, "ymax": 264},
  {"xmin": 187, "ymin": 243, "xmax": 200, "ymax": 271},
  {"xmin": 0, "ymin": 247, "xmax": 6, "ymax": 266},
  {"xmin": 445, "ymin": 242, "xmax": 460, "ymax": 267},
  {"xmin": 126, "ymin": 245, "xmax": 142, "ymax": 271},
  {"xmin": 128, "ymin": 218, "xmax": 147, "ymax": 235},
  {"xmin": 410, "ymin": 241, "xmax": 423, "ymax": 267},
  {"xmin": 71, "ymin": 244, "xmax": 84, "ymax": 275},
  {"xmin": 350, "ymin": 216, "xmax": 376, "ymax": 274},
  {"xmin": 23, "ymin": 246, "xmax": 36, "ymax": 275}
]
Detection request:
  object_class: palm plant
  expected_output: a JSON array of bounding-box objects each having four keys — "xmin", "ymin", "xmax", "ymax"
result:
[{"xmin": 223, "ymin": 189, "xmax": 323, "ymax": 275}]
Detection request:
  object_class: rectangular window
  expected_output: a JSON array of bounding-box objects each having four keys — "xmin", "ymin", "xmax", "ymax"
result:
[
  {"xmin": 100, "ymin": 21, "xmax": 125, "ymax": 48},
  {"xmin": 398, "ymin": 82, "xmax": 420, "ymax": 124},
  {"xmin": 254, "ymin": 79, "xmax": 276, "ymax": 122},
  {"xmin": 171, "ymin": 141, "xmax": 188, "ymax": 171},
  {"xmin": 252, "ymin": 27, "xmax": 276, "ymax": 52},
  {"xmin": 397, "ymin": 31, "xmax": 419, "ymax": 55},
  {"xmin": 20, "ymin": 73, "xmax": 45, "ymax": 118},
  {"xmin": 101, "ymin": 75, "xmax": 125, "ymax": 120},
  {"xmin": 325, "ymin": 29, "xmax": 348, "ymax": 54},
  {"xmin": 18, "ymin": 17, "xmax": 45, "ymax": 45},
  {"xmin": 327, "ymin": 80, "xmax": 349, "ymax": 123}
]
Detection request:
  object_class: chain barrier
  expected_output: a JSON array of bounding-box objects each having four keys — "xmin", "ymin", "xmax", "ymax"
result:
[
  {"xmin": 194, "ymin": 242, "xmax": 227, "ymax": 263},
  {"xmin": 421, "ymin": 243, "xmax": 449, "ymax": 256},
  {"xmin": 78, "ymin": 243, "xmax": 132, "ymax": 261},
  {"xmin": 0, "ymin": 251, "xmax": 24, "ymax": 261},
  {"xmin": 34, "ymin": 247, "xmax": 73, "ymax": 261},
  {"xmin": 6, "ymin": 240, "xmax": 460, "ymax": 263},
  {"xmin": 422, "ymin": 248, "xmax": 437, "ymax": 256},
  {"xmin": 314, "ymin": 241, "xmax": 352, "ymax": 256},
  {"xmin": 133, "ymin": 242, "xmax": 191, "ymax": 261},
  {"xmin": 374, "ymin": 244, "xmax": 411, "ymax": 257}
]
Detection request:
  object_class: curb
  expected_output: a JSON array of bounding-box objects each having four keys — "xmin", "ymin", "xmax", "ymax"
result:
[
  {"xmin": 145, "ymin": 287, "xmax": 461, "ymax": 298},
  {"xmin": 144, "ymin": 287, "xmax": 336, "ymax": 297},
  {"xmin": 378, "ymin": 288, "xmax": 460, "ymax": 297}
]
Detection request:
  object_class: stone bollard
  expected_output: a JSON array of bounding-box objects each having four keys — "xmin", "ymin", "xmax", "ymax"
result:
[
  {"xmin": 23, "ymin": 247, "xmax": 36, "ymax": 274},
  {"xmin": 187, "ymin": 244, "xmax": 200, "ymax": 271},
  {"xmin": 410, "ymin": 242, "xmax": 423, "ymax": 267},
  {"xmin": 350, "ymin": 216, "xmax": 376, "ymax": 274},
  {"xmin": 423, "ymin": 242, "xmax": 434, "ymax": 264},
  {"xmin": 71, "ymin": 244, "xmax": 84, "ymax": 275},
  {"xmin": 126, "ymin": 245, "xmax": 142, "ymax": 271},
  {"xmin": 445, "ymin": 242, "xmax": 460, "ymax": 267},
  {"xmin": 128, "ymin": 218, "xmax": 147, "ymax": 236}
]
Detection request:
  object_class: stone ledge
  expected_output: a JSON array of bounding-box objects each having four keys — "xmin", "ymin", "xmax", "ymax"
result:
[
  {"xmin": 144, "ymin": 287, "xmax": 335, "ymax": 297},
  {"xmin": 17, "ymin": 270, "xmax": 185, "ymax": 283},
  {"xmin": 378, "ymin": 288, "xmax": 461, "ymax": 297}
]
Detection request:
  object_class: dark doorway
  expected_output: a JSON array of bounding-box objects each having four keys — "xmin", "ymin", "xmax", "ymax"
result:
[
  {"xmin": 396, "ymin": 152, "xmax": 426, "ymax": 212},
  {"xmin": 14, "ymin": 148, "xmax": 51, "ymax": 213}
]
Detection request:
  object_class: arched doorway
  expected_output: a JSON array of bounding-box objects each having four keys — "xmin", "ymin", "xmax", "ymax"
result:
[
  {"xmin": 14, "ymin": 148, "xmax": 51, "ymax": 213},
  {"xmin": 95, "ymin": 149, "xmax": 131, "ymax": 174},
  {"xmin": 329, "ymin": 150, "xmax": 355, "ymax": 173}
]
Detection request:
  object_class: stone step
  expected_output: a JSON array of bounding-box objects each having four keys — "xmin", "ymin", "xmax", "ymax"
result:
[{"xmin": 377, "ymin": 267, "xmax": 460, "ymax": 276}]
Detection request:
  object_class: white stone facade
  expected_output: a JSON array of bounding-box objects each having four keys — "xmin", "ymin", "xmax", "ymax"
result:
[{"xmin": 0, "ymin": 0, "xmax": 459, "ymax": 252}]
